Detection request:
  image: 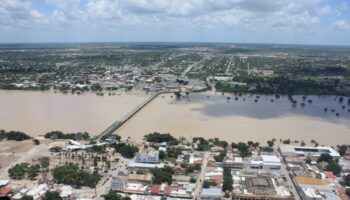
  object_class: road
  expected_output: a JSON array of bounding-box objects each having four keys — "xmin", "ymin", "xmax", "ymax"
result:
[
  {"xmin": 225, "ymin": 57, "xmax": 234, "ymax": 75},
  {"xmin": 279, "ymin": 153, "xmax": 301, "ymax": 200},
  {"xmin": 193, "ymin": 151, "xmax": 210, "ymax": 200}
]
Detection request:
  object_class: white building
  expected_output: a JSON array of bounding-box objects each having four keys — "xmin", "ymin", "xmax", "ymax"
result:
[
  {"xmin": 134, "ymin": 150, "xmax": 159, "ymax": 163},
  {"xmin": 279, "ymin": 145, "xmax": 340, "ymax": 158},
  {"xmin": 26, "ymin": 184, "xmax": 49, "ymax": 200},
  {"xmin": 249, "ymin": 155, "xmax": 281, "ymax": 170}
]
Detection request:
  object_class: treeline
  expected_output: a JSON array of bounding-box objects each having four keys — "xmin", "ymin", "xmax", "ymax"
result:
[
  {"xmin": 144, "ymin": 132, "xmax": 179, "ymax": 145},
  {"xmin": 52, "ymin": 164, "xmax": 101, "ymax": 188},
  {"xmin": 44, "ymin": 131, "xmax": 90, "ymax": 140},
  {"xmin": 111, "ymin": 143, "xmax": 139, "ymax": 158},
  {"xmin": 0, "ymin": 130, "xmax": 31, "ymax": 141}
]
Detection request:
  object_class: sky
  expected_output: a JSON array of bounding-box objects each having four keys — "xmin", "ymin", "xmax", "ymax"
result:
[{"xmin": 1, "ymin": 0, "xmax": 350, "ymax": 45}]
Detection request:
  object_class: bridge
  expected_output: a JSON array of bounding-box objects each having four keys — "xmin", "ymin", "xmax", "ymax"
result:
[{"xmin": 95, "ymin": 91, "xmax": 168, "ymax": 141}]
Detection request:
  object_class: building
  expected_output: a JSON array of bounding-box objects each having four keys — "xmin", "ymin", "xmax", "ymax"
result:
[
  {"xmin": 127, "ymin": 162, "xmax": 165, "ymax": 172},
  {"xmin": 279, "ymin": 145, "xmax": 340, "ymax": 158},
  {"xmin": 249, "ymin": 155, "xmax": 281, "ymax": 170},
  {"xmin": 60, "ymin": 185, "xmax": 74, "ymax": 200},
  {"xmin": 26, "ymin": 184, "xmax": 49, "ymax": 200},
  {"xmin": 128, "ymin": 174, "xmax": 152, "ymax": 184},
  {"xmin": 111, "ymin": 175, "xmax": 127, "ymax": 191},
  {"xmin": 223, "ymin": 157, "xmax": 244, "ymax": 169},
  {"xmin": 201, "ymin": 188, "xmax": 222, "ymax": 200},
  {"xmin": 134, "ymin": 150, "xmax": 159, "ymax": 163}
]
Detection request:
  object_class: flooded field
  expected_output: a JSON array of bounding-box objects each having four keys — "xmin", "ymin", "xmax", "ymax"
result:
[
  {"xmin": 0, "ymin": 90, "xmax": 149, "ymax": 136},
  {"xmin": 114, "ymin": 92, "xmax": 350, "ymax": 146}
]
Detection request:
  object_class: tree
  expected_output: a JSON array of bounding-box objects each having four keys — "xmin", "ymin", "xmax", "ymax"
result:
[
  {"xmin": 338, "ymin": 145, "xmax": 348, "ymax": 156},
  {"xmin": 42, "ymin": 191, "xmax": 62, "ymax": 200},
  {"xmin": 325, "ymin": 162, "xmax": 342, "ymax": 176},
  {"xmin": 190, "ymin": 177, "xmax": 196, "ymax": 183},
  {"xmin": 282, "ymin": 139, "xmax": 291, "ymax": 144},
  {"xmin": 20, "ymin": 195, "xmax": 34, "ymax": 200},
  {"xmin": 33, "ymin": 139, "xmax": 40, "ymax": 145},
  {"xmin": 301, "ymin": 141, "xmax": 306, "ymax": 146},
  {"xmin": 111, "ymin": 143, "xmax": 139, "ymax": 158},
  {"xmin": 267, "ymin": 140, "xmax": 274, "ymax": 148},
  {"xmin": 103, "ymin": 190, "xmax": 130, "ymax": 200},
  {"xmin": 203, "ymin": 181, "xmax": 210, "ymax": 188},
  {"xmin": 346, "ymin": 189, "xmax": 350, "ymax": 198},
  {"xmin": 49, "ymin": 146, "xmax": 62, "ymax": 152},
  {"xmin": 222, "ymin": 167, "xmax": 233, "ymax": 192},
  {"xmin": 144, "ymin": 132, "xmax": 178, "ymax": 145},
  {"xmin": 52, "ymin": 164, "xmax": 101, "ymax": 188},
  {"xmin": 344, "ymin": 174, "xmax": 350, "ymax": 186},
  {"xmin": 317, "ymin": 154, "xmax": 333, "ymax": 163},
  {"xmin": 40, "ymin": 157, "xmax": 50, "ymax": 169}
]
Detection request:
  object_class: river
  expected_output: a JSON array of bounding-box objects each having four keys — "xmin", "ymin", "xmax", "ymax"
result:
[
  {"xmin": 0, "ymin": 90, "xmax": 149, "ymax": 137},
  {"xmin": 114, "ymin": 92, "xmax": 350, "ymax": 146}
]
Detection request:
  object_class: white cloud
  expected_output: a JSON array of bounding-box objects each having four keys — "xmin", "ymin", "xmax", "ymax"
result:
[{"xmin": 334, "ymin": 20, "xmax": 350, "ymax": 31}]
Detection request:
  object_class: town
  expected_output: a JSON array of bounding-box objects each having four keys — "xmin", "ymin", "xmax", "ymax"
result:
[{"xmin": 0, "ymin": 131, "xmax": 350, "ymax": 200}]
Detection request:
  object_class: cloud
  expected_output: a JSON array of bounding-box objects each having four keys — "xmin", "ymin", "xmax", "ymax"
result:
[{"xmin": 334, "ymin": 20, "xmax": 350, "ymax": 31}]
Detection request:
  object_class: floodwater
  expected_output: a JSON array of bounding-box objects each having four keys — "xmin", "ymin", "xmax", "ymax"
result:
[
  {"xmin": 0, "ymin": 90, "xmax": 149, "ymax": 136},
  {"xmin": 114, "ymin": 92, "xmax": 350, "ymax": 146}
]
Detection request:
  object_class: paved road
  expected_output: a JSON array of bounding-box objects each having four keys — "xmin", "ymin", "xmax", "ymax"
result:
[
  {"xmin": 193, "ymin": 151, "xmax": 210, "ymax": 200},
  {"xmin": 225, "ymin": 57, "xmax": 234, "ymax": 75},
  {"xmin": 279, "ymin": 153, "xmax": 301, "ymax": 200}
]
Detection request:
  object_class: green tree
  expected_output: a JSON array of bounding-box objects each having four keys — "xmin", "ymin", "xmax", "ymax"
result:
[
  {"xmin": 103, "ymin": 190, "xmax": 130, "ymax": 200},
  {"xmin": 33, "ymin": 139, "xmax": 40, "ymax": 145},
  {"xmin": 317, "ymin": 154, "xmax": 333, "ymax": 163},
  {"xmin": 338, "ymin": 145, "xmax": 348, "ymax": 156},
  {"xmin": 42, "ymin": 191, "xmax": 62, "ymax": 200},
  {"xmin": 40, "ymin": 157, "xmax": 50, "ymax": 169},
  {"xmin": 325, "ymin": 162, "xmax": 342, "ymax": 176},
  {"xmin": 20, "ymin": 195, "xmax": 34, "ymax": 200},
  {"xmin": 343, "ymin": 174, "xmax": 350, "ymax": 186}
]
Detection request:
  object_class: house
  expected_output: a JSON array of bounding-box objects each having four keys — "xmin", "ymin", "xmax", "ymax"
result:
[
  {"xmin": 128, "ymin": 174, "xmax": 152, "ymax": 184},
  {"xmin": 26, "ymin": 184, "xmax": 49, "ymax": 200},
  {"xmin": 279, "ymin": 145, "xmax": 340, "ymax": 158},
  {"xmin": 134, "ymin": 150, "xmax": 159, "ymax": 163},
  {"xmin": 127, "ymin": 162, "xmax": 165, "ymax": 172},
  {"xmin": 201, "ymin": 188, "xmax": 222, "ymax": 200}
]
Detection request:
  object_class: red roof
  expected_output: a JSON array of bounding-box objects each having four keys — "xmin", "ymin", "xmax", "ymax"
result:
[
  {"xmin": 164, "ymin": 186, "xmax": 172, "ymax": 196},
  {"xmin": 209, "ymin": 175, "xmax": 223, "ymax": 180},
  {"xmin": 193, "ymin": 160, "xmax": 202, "ymax": 165},
  {"xmin": 325, "ymin": 171, "xmax": 336, "ymax": 179},
  {"xmin": 0, "ymin": 187, "xmax": 13, "ymax": 195},
  {"xmin": 151, "ymin": 185, "xmax": 160, "ymax": 195}
]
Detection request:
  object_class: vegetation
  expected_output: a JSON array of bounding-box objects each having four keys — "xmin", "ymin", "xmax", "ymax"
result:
[
  {"xmin": 338, "ymin": 145, "xmax": 349, "ymax": 156},
  {"xmin": 203, "ymin": 180, "xmax": 217, "ymax": 188},
  {"xmin": 325, "ymin": 162, "xmax": 342, "ymax": 176},
  {"xmin": 8, "ymin": 163, "xmax": 40, "ymax": 180},
  {"xmin": 193, "ymin": 137, "xmax": 210, "ymax": 151},
  {"xmin": 317, "ymin": 153, "xmax": 333, "ymax": 163},
  {"xmin": 42, "ymin": 191, "xmax": 62, "ymax": 200},
  {"xmin": 33, "ymin": 139, "xmax": 40, "ymax": 145},
  {"xmin": 214, "ymin": 150, "xmax": 227, "ymax": 162},
  {"xmin": 20, "ymin": 195, "xmax": 34, "ymax": 200},
  {"xmin": 232, "ymin": 142, "xmax": 252, "ymax": 157},
  {"xmin": 111, "ymin": 143, "xmax": 139, "ymax": 158},
  {"xmin": 144, "ymin": 132, "xmax": 178, "ymax": 145},
  {"xmin": 103, "ymin": 190, "xmax": 131, "ymax": 200},
  {"xmin": 52, "ymin": 164, "xmax": 101, "ymax": 188},
  {"xmin": 0, "ymin": 130, "xmax": 31, "ymax": 141},
  {"xmin": 222, "ymin": 167, "xmax": 233, "ymax": 192},
  {"xmin": 344, "ymin": 174, "xmax": 350, "ymax": 187},
  {"xmin": 44, "ymin": 131, "xmax": 90, "ymax": 140},
  {"xmin": 151, "ymin": 166, "xmax": 174, "ymax": 185},
  {"xmin": 49, "ymin": 146, "xmax": 63, "ymax": 152}
]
